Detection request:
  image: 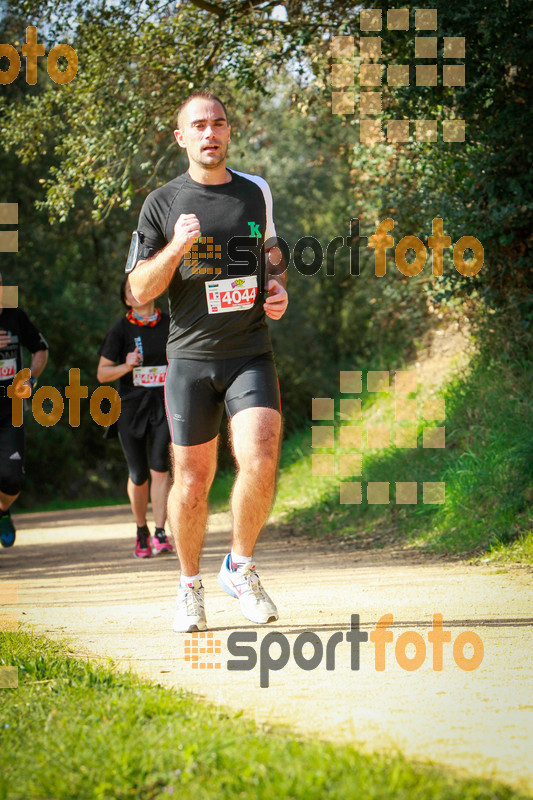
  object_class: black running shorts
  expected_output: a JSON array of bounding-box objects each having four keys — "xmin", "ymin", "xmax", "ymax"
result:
[{"xmin": 164, "ymin": 352, "xmax": 281, "ymax": 446}]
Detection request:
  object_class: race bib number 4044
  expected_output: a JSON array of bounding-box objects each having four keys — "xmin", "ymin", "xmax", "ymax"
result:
[{"xmin": 205, "ymin": 276, "xmax": 258, "ymax": 314}]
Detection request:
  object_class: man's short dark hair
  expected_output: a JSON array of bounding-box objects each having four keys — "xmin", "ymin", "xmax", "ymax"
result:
[{"xmin": 176, "ymin": 90, "xmax": 228, "ymax": 129}]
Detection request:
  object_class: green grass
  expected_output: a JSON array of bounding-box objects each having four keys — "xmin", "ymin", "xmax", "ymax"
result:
[
  {"xmin": 1, "ymin": 631, "xmax": 530, "ymax": 800},
  {"xmin": 210, "ymin": 317, "xmax": 533, "ymax": 561},
  {"xmin": 208, "ymin": 470, "xmax": 234, "ymax": 511},
  {"xmin": 488, "ymin": 529, "xmax": 533, "ymax": 564}
]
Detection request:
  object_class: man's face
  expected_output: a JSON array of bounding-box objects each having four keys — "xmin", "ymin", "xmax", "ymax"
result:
[{"xmin": 174, "ymin": 98, "xmax": 231, "ymax": 169}]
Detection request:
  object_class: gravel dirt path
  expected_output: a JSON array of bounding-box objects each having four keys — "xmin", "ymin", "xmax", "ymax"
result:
[{"xmin": 2, "ymin": 505, "xmax": 532, "ymax": 794}]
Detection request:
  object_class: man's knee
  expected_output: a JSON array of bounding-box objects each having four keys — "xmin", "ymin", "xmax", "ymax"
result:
[
  {"xmin": 172, "ymin": 470, "xmax": 212, "ymax": 505},
  {"xmin": 171, "ymin": 455, "xmax": 216, "ymax": 500},
  {"xmin": 238, "ymin": 441, "xmax": 280, "ymax": 478},
  {"xmin": 170, "ymin": 441, "xmax": 217, "ymax": 499},
  {"xmin": 237, "ymin": 422, "xmax": 280, "ymax": 470}
]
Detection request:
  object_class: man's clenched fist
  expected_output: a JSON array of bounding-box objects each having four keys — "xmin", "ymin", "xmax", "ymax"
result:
[{"xmin": 173, "ymin": 213, "xmax": 201, "ymax": 255}]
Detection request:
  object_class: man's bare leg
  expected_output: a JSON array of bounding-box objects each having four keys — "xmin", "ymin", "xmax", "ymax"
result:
[
  {"xmin": 0, "ymin": 490, "xmax": 19, "ymax": 513},
  {"xmin": 126, "ymin": 479, "xmax": 149, "ymax": 526},
  {"xmin": 149, "ymin": 469, "xmax": 170, "ymax": 529},
  {"xmin": 167, "ymin": 437, "xmax": 218, "ymax": 576},
  {"xmin": 229, "ymin": 407, "xmax": 282, "ymax": 555},
  {"xmin": 216, "ymin": 406, "xmax": 282, "ymax": 624}
]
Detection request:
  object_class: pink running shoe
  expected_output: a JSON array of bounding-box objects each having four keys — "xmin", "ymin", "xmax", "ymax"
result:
[
  {"xmin": 134, "ymin": 526, "xmax": 152, "ymax": 559},
  {"xmin": 152, "ymin": 529, "xmax": 173, "ymax": 555}
]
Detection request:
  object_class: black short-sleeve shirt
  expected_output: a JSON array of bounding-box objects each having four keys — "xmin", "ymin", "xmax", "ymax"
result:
[
  {"xmin": 135, "ymin": 169, "xmax": 277, "ymax": 361},
  {"xmin": 98, "ymin": 314, "xmax": 170, "ymax": 404}
]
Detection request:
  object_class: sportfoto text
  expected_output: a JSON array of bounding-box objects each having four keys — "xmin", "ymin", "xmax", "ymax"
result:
[
  {"xmin": 0, "ymin": 26, "xmax": 78, "ymax": 85},
  {"xmin": 228, "ymin": 218, "xmax": 483, "ymax": 279},
  {"xmin": 6, "ymin": 368, "xmax": 120, "ymax": 428},
  {"xmin": 226, "ymin": 614, "xmax": 484, "ymax": 687}
]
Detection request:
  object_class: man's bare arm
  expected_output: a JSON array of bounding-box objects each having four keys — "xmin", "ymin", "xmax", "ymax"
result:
[
  {"xmin": 129, "ymin": 213, "xmax": 201, "ymax": 304},
  {"xmin": 29, "ymin": 348, "xmax": 48, "ymax": 380}
]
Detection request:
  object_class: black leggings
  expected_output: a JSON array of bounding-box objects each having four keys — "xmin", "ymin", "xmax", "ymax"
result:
[
  {"xmin": 118, "ymin": 419, "xmax": 170, "ymax": 485},
  {"xmin": 0, "ymin": 409, "xmax": 25, "ymax": 496}
]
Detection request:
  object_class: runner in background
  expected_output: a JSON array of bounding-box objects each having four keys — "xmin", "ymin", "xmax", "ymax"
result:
[
  {"xmin": 97, "ymin": 276, "xmax": 172, "ymax": 559},
  {"xmin": 0, "ymin": 273, "xmax": 48, "ymax": 547}
]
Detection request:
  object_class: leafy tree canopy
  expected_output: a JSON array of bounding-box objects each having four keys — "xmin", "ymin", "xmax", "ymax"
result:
[{"xmin": 2, "ymin": 0, "xmax": 531, "ymax": 305}]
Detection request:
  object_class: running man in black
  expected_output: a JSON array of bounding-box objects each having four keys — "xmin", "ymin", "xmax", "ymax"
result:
[
  {"xmin": 0, "ymin": 273, "xmax": 48, "ymax": 547},
  {"xmin": 97, "ymin": 276, "xmax": 173, "ymax": 558},
  {"xmin": 129, "ymin": 90, "xmax": 288, "ymax": 632}
]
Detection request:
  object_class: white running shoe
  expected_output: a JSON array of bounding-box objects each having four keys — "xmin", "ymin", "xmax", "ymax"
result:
[
  {"xmin": 217, "ymin": 554, "xmax": 278, "ymax": 624},
  {"xmin": 173, "ymin": 578, "xmax": 207, "ymax": 633}
]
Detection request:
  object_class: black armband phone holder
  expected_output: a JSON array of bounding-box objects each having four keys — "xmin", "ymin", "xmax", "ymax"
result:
[{"xmin": 125, "ymin": 230, "xmax": 144, "ymax": 273}]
